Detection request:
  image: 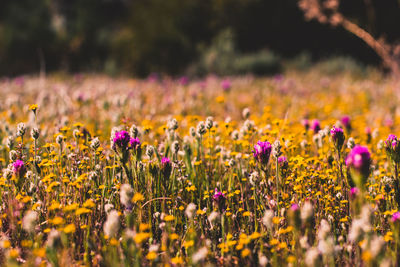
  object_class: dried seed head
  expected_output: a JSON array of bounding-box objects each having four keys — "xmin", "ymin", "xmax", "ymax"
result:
[
  {"xmin": 16, "ymin": 123, "xmax": 26, "ymax": 137},
  {"xmin": 196, "ymin": 121, "xmax": 206, "ymax": 136},
  {"xmin": 171, "ymin": 140, "xmax": 180, "ymax": 154},
  {"xmin": 242, "ymin": 108, "xmax": 250, "ymax": 119},
  {"xmin": 130, "ymin": 124, "xmax": 139, "ymax": 138},
  {"xmin": 30, "ymin": 127, "xmax": 40, "ymax": 140},
  {"xmin": 146, "ymin": 145, "xmax": 155, "ymax": 159},
  {"xmin": 6, "ymin": 136, "xmax": 15, "ymax": 149},
  {"xmin": 167, "ymin": 118, "xmax": 179, "ymax": 131},
  {"xmin": 90, "ymin": 137, "xmax": 100, "ymax": 150}
]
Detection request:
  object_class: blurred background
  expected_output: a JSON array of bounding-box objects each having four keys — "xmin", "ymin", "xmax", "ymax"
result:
[{"xmin": 1, "ymin": 0, "xmax": 400, "ymax": 77}]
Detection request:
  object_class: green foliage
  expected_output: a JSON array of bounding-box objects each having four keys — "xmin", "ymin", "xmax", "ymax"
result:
[
  {"xmin": 314, "ymin": 56, "xmax": 367, "ymax": 76},
  {"xmin": 189, "ymin": 29, "xmax": 282, "ymax": 76}
]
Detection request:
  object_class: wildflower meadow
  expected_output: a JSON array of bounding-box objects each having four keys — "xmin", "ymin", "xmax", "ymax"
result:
[{"xmin": 1, "ymin": 72, "xmax": 400, "ymax": 266}]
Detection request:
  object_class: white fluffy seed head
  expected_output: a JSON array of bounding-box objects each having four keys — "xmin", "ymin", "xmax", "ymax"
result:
[
  {"xmin": 301, "ymin": 202, "xmax": 314, "ymax": 221},
  {"xmin": 46, "ymin": 229, "xmax": 61, "ymax": 248},
  {"xmin": 22, "ymin": 210, "xmax": 38, "ymax": 234},
  {"xmin": 104, "ymin": 210, "xmax": 120, "ymax": 238},
  {"xmin": 192, "ymin": 247, "xmax": 208, "ymax": 264},
  {"xmin": 262, "ymin": 210, "xmax": 274, "ymax": 230},
  {"xmin": 185, "ymin": 203, "xmax": 196, "ymax": 219},
  {"xmin": 120, "ymin": 184, "xmax": 133, "ymax": 207},
  {"xmin": 305, "ymin": 247, "xmax": 320, "ymax": 267}
]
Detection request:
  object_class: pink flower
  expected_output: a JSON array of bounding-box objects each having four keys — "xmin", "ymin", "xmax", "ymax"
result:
[
  {"xmin": 13, "ymin": 160, "xmax": 26, "ymax": 176},
  {"xmin": 253, "ymin": 141, "xmax": 272, "ymax": 166}
]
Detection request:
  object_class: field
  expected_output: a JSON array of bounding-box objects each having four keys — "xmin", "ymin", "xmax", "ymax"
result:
[{"xmin": 1, "ymin": 71, "xmax": 400, "ymax": 266}]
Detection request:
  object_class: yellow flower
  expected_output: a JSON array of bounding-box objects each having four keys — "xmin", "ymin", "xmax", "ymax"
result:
[
  {"xmin": 183, "ymin": 240, "xmax": 194, "ymax": 248},
  {"xmin": 164, "ymin": 215, "xmax": 175, "ymax": 222},
  {"xmin": 1, "ymin": 240, "xmax": 11, "ymax": 249},
  {"xmin": 134, "ymin": 232, "xmax": 151, "ymax": 244},
  {"xmin": 64, "ymin": 224, "xmax": 76, "ymax": 234},
  {"xmin": 29, "ymin": 104, "xmax": 38, "ymax": 112},
  {"xmin": 139, "ymin": 223, "xmax": 150, "ymax": 232},
  {"xmin": 241, "ymin": 248, "xmax": 251, "ymax": 258},
  {"xmin": 169, "ymin": 233, "xmax": 179, "ymax": 240},
  {"xmin": 9, "ymin": 248, "xmax": 19, "ymax": 258},
  {"xmin": 110, "ymin": 238, "xmax": 119, "ymax": 246},
  {"xmin": 242, "ymin": 211, "xmax": 251, "ymax": 217},
  {"xmin": 51, "ymin": 217, "xmax": 65, "ymax": 225},
  {"xmin": 83, "ymin": 199, "xmax": 96, "ymax": 209},
  {"xmin": 132, "ymin": 193, "xmax": 145, "ymax": 203},
  {"xmin": 34, "ymin": 248, "xmax": 46, "ymax": 258},
  {"xmin": 146, "ymin": 251, "xmax": 157, "ymax": 260},
  {"xmin": 75, "ymin": 208, "xmax": 91, "ymax": 216},
  {"xmin": 171, "ymin": 256, "xmax": 184, "ymax": 264},
  {"xmin": 196, "ymin": 209, "xmax": 206, "ymax": 215}
]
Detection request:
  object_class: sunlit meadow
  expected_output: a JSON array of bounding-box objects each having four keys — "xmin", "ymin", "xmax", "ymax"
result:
[{"xmin": 1, "ymin": 71, "xmax": 400, "ymax": 266}]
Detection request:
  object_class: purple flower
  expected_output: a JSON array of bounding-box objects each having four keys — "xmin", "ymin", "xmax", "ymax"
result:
[
  {"xmin": 341, "ymin": 116, "xmax": 351, "ymax": 130},
  {"xmin": 385, "ymin": 134, "xmax": 400, "ymax": 163},
  {"xmin": 290, "ymin": 203, "xmax": 299, "ymax": 211},
  {"xmin": 392, "ymin": 212, "xmax": 400, "ymax": 222},
  {"xmin": 278, "ymin": 156, "xmax": 288, "ymax": 169},
  {"xmin": 311, "ymin": 120, "xmax": 321, "ymax": 134},
  {"xmin": 253, "ymin": 141, "xmax": 272, "ymax": 166},
  {"xmin": 302, "ymin": 119, "xmax": 310, "ymax": 131},
  {"xmin": 350, "ymin": 187, "xmax": 359, "ymax": 198},
  {"xmin": 346, "ymin": 146, "xmax": 371, "ymax": 186},
  {"xmin": 273, "ymin": 74, "xmax": 284, "ymax": 82},
  {"xmin": 330, "ymin": 126, "xmax": 345, "ymax": 150},
  {"xmin": 130, "ymin": 137, "xmax": 141, "ymax": 150},
  {"xmin": 148, "ymin": 73, "xmax": 160, "ymax": 83},
  {"xmin": 13, "ymin": 160, "xmax": 26, "ymax": 176},
  {"xmin": 179, "ymin": 76, "xmax": 189, "ymax": 86},
  {"xmin": 113, "ymin": 131, "xmax": 131, "ymax": 150},
  {"xmin": 213, "ymin": 188, "xmax": 226, "ymax": 211},
  {"xmin": 161, "ymin": 157, "xmax": 171, "ymax": 165},
  {"xmin": 161, "ymin": 157, "xmax": 172, "ymax": 179},
  {"xmin": 385, "ymin": 119, "xmax": 394, "ymax": 127},
  {"xmin": 221, "ymin": 79, "xmax": 231, "ymax": 91}
]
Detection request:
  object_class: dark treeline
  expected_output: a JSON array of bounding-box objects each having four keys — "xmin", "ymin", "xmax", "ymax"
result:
[{"xmin": 1, "ymin": 0, "xmax": 400, "ymax": 77}]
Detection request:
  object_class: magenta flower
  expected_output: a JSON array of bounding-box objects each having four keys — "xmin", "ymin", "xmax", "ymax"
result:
[
  {"xmin": 385, "ymin": 134, "xmax": 397, "ymax": 147},
  {"xmin": 385, "ymin": 134, "xmax": 400, "ymax": 163},
  {"xmin": 179, "ymin": 76, "xmax": 189, "ymax": 86},
  {"xmin": 161, "ymin": 157, "xmax": 171, "ymax": 165},
  {"xmin": 350, "ymin": 187, "xmax": 359, "ymax": 198},
  {"xmin": 253, "ymin": 141, "xmax": 272, "ymax": 166},
  {"xmin": 311, "ymin": 120, "xmax": 321, "ymax": 134},
  {"xmin": 346, "ymin": 146, "xmax": 371, "ymax": 187},
  {"xmin": 213, "ymin": 188, "xmax": 226, "ymax": 211},
  {"xmin": 113, "ymin": 131, "xmax": 131, "ymax": 150},
  {"xmin": 290, "ymin": 203, "xmax": 299, "ymax": 211},
  {"xmin": 221, "ymin": 79, "xmax": 231, "ymax": 91},
  {"xmin": 302, "ymin": 119, "xmax": 310, "ymax": 131},
  {"xmin": 341, "ymin": 115, "xmax": 351, "ymax": 130},
  {"xmin": 13, "ymin": 160, "xmax": 26, "ymax": 176},
  {"xmin": 330, "ymin": 126, "xmax": 345, "ymax": 150},
  {"xmin": 130, "ymin": 137, "xmax": 141, "ymax": 150},
  {"xmin": 392, "ymin": 212, "xmax": 400, "ymax": 222},
  {"xmin": 278, "ymin": 156, "xmax": 288, "ymax": 169},
  {"xmin": 161, "ymin": 157, "xmax": 172, "ymax": 179}
]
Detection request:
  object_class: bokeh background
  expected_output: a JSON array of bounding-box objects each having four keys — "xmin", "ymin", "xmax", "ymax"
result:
[{"xmin": 1, "ymin": 0, "xmax": 400, "ymax": 77}]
